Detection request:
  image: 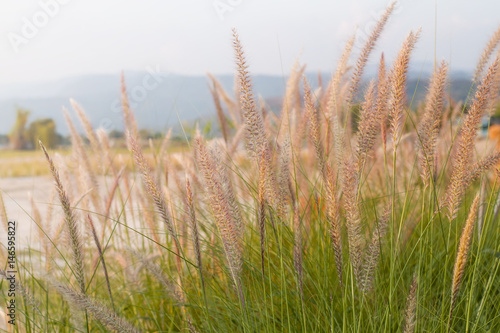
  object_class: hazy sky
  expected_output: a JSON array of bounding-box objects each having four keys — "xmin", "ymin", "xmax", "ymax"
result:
[{"xmin": 0, "ymin": 0, "xmax": 499, "ymax": 84}]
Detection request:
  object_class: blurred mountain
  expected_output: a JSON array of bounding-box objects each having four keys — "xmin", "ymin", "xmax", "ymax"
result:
[{"xmin": 0, "ymin": 70, "xmax": 474, "ymax": 135}]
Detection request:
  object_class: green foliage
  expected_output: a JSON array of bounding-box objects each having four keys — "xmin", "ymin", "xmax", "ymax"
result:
[
  {"xmin": 8, "ymin": 108, "xmax": 30, "ymax": 149},
  {"xmin": 27, "ymin": 118, "xmax": 59, "ymax": 149},
  {"xmin": 7, "ymin": 109, "xmax": 60, "ymax": 150},
  {"xmin": 109, "ymin": 130, "xmax": 124, "ymax": 139}
]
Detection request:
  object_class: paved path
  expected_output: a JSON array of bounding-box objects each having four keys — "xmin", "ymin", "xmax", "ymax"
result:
[{"xmin": 0, "ymin": 176, "xmax": 54, "ymax": 251}]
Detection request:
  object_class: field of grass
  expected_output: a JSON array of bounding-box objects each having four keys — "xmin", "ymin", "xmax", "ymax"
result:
[
  {"xmin": 0, "ymin": 149, "xmax": 69, "ymax": 178},
  {"xmin": 2, "ymin": 2, "xmax": 500, "ymax": 332},
  {"xmin": 0, "ymin": 141, "xmax": 188, "ymax": 178}
]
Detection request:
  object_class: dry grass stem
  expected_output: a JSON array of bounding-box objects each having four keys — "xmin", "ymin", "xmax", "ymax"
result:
[
  {"xmin": 128, "ymin": 133, "xmax": 180, "ymax": 247},
  {"xmin": 417, "ymin": 61, "xmax": 448, "ymax": 187},
  {"xmin": 346, "ymin": 1, "xmax": 396, "ymax": 110},
  {"xmin": 389, "ymin": 30, "xmax": 420, "ymax": 152},
  {"xmin": 445, "ymin": 57, "xmax": 499, "ymax": 220},
  {"xmin": 54, "ymin": 283, "xmax": 140, "ymax": 333},
  {"xmin": 325, "ymin": 163, "xmax": 343, "ymax": 287},
  {"xmin": 403, "ymin": 275, "xmax": 418, "ymax": 333},
  {"xmin": 232, "ymin": 28, "xmax": 267, "ymax": 158},
  {"xmin": 474, "ymin": 25, "xmax": 500, "ymax": 82},
  {"xmin": 448, "ymin": 194, "xmax": 480, "ymax": 331},
  {"xmin": 87, "ymin": 214, "xmax": 114, "ymax": 311},
  {"xmin": 186, "ymin": 177, "xmax": 203, "ymax": 286},
  {"xmin": 293, "ymin": 204, "xmax": 303, "ymax": 298},
  {"xmin": 342, "ymin": 157, "xmax": 363, "ymax": 285},
  {"xmin": 40, "ymin": 141, "xmax": 86, "ymax": 294},
  {"xmin": 361, "ymin": 205, "xmax": 391, "ymax": 293}
]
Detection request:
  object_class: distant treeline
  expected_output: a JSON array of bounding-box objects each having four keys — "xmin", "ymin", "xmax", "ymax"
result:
[{"xmin": 4, "ymin": 107, "xmax": 209, "ymax": 150}]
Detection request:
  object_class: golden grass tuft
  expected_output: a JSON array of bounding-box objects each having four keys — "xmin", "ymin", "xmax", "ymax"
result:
[
  {"xmin": 473, "ymin": 25, "xmax": 500, "ymax": 82},
  {"xmin": 444, "ymin": 57, "xmax": 499, "ymax": 220},
  {"xmin": 53, "ymin": 283, "xmax": 140, "ymax": 333},
  {"xmin": 325, "ymin": 163, "xmax": 343, "ymax": 288},
  {"xmin": 403, "ymin": 275, "xmax": 418, "ymax": 333},
  {"xmin": 417, "ymin": 60, "xmax": 448, "ymax": 187},
  {"xmin": 40, "ymin": 140, "xmax": 86, "ymax": 294},
  {"xmin": 346, "ymin": 1, "xmax": 396, "ymax": 110},
  {"xmin": 448, "ymin": 194, "xmax": 480, "ymax": 331},
  {"xmin": 342, "ymin": 157, "xmax": 363, "ymax": 285},
  {"xmin": 388, "ymin": 30, "xmax": 420, "ymax": 152},
  {"xmin": 194, "ymin": 134, "xmax": 244, "ymax": 305}
]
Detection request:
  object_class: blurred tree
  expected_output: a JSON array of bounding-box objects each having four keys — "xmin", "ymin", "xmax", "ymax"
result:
[
  {"xmin": 0, "ymin": 135, "xmax": 8, "ymax": 145},
  {"xmin": 109, "ymin": 130, "xmax": 124, "ymax": 139},
  {"xmin": 28, "ymin": 118, "xmax": 59, "ymax": 149},
  {"xmin": 8, "ymin": 108, "xmax": 30, "ymax": 150},
  {"xmin": 139, "ymin": 129, "xmax": 153, "ymax": 140},
  {"xmin": 138, "ymin": 129, "xmax": 163, "ymax": 140}
]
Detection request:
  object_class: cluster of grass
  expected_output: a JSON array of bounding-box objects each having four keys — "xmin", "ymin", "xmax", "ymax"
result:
[{"xmin": 2, "ymin": 2, "xmax": 500, "ymax": 332}]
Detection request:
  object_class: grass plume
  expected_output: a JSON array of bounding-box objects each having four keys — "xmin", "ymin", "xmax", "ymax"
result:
[
  {"xmin": 444, "ymin": 57, "xmax": 499, "ymax": 220},
  {"xmin": 40, "ymin": 140, "xmax": 86, "ymax": 295},
  {"xmin": 54, "ymin": 283, "xmax": 140, "ymax": 333},
  {"xmin": 417, "ymin": 61, "xmax": 448, "ymax": 187},
  {"xmin": 448, "ymin": 194, "xmax": 480, "ymax": 331},
  {"xmin": 403, "ymin": 275, "xmax": 418, "ymax": 333}
]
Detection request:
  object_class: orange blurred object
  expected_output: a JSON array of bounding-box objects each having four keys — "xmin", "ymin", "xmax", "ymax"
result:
[{"xmin": 489, "ymin": 124, "xmax": 500, "ymax": 150}]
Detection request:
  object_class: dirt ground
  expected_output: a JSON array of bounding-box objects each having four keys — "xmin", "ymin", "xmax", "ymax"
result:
[{"xmin": 0, "ymin": 176, "xmax": 54, "ymax": 251}]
